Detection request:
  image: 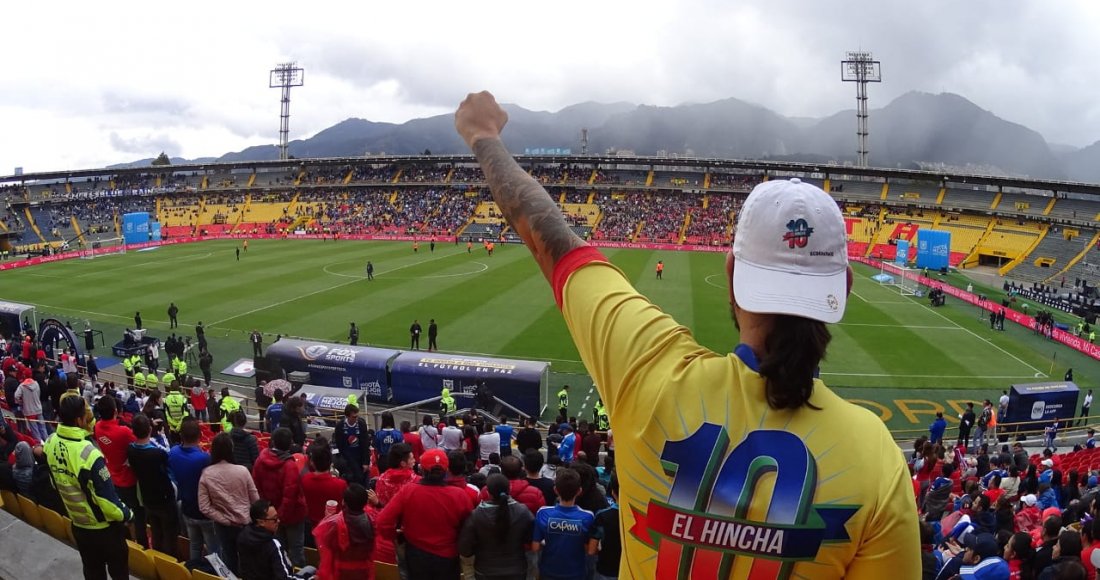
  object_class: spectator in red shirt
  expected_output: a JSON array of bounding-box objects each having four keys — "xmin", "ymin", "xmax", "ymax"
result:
[
  {"xmin": 251, "ymin": 427, "xmax": 308, "ymax": 568},
  {"xmin": 445, "ymin": 450, "xmax": 480, "ymax": 508},
  {"xmin": 313, "ymin": 483, "xmax": 376, "ymax": 580},
  {"xmin": 374, "ymin": 443, "xmax": 419, "ymax": 507},
  {"xmin": 400, "ymin": 420, "xmax": 423, "ymax": 461},
  {"xmin": 477, "ymin": 455, "xmax": 544, "ymax": 516},
  {"xmin": 190, "ymin": 381, "xmax": 209, "ymax": 422},
  {"xmin": 376, "ymin": 448, "xmax": 474, "ymax": 580},
  {"xmin": 301, "ymin": 437, "xmax": 347, "ymax": 544},
  {"xmin": 94, "ymin": 395, "xmax": 147, "ymax": 548}
]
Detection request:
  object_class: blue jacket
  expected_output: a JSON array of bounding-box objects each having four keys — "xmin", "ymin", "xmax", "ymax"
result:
[
  {"xmin": 1037, "ymin": 487, "xmax": 1058, "ymax": 510},
  {"xmin": 929, "ymin": 418, "xmax": 947, "ymax": 442},
  {"xmin": 168, "ymin": 444, "xmax": 211, "ymax": 519}
]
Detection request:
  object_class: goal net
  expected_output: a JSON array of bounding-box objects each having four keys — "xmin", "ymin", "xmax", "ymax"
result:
[
  {"xmin": 875, "ymin": 264, "xmax": 921, "ymax": 296},
  {"xmin": 80, "ymin": 238, "xmax": 127, "ymax": 259}
]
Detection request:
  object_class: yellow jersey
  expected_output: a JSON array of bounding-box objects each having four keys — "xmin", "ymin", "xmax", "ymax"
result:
[{"xmin": 554, "ymin": 247, "xmax": 919, "ymax": 579}]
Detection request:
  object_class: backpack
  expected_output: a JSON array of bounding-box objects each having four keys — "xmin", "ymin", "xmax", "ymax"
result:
[{"xmin": 978, "ymin": 408, "xmax": 991, "ymax": 429}]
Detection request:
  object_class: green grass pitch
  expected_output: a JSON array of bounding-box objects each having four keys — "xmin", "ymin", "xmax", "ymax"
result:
[{"xmin": 1, "ymin": 239, "xmax": 1094, "ymax": 432}]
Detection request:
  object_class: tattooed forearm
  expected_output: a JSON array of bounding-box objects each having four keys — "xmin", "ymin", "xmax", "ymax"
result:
[{"xmin": 473, "ymin": 138, "xmax": 585, "ymax": 279}]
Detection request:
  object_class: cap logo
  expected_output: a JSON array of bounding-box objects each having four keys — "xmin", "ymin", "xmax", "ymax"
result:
[{"xmin": 783, "ymin": 218, "xmax": 814, "ymax": 249}]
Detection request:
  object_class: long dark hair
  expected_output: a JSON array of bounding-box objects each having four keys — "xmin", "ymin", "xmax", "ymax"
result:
[
  {"xmin": 210, "ymin": 432, "xmax": 234, "ymax": 464},
  {"xmin": 486, "ymin": 473, "xmax": 511, "ymax": 541},
  {"xmin": 759, "ymin": 315, "xmax": 830, "ymax": 410}
]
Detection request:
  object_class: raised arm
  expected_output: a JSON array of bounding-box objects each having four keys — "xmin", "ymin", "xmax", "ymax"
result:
[{"xmin": 456, "ymin": 91, "xmax": 585, "ymax": 281}]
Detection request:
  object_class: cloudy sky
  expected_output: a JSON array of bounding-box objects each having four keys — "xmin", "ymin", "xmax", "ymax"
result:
[{"xmin": 2, "ymin": 0, "xmax": 1097, "ymax": 174}]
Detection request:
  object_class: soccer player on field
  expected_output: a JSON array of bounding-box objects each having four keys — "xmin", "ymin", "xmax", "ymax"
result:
[{"xmin": 455, "ymin": 91, "xmax": 919, "ymax": 579}]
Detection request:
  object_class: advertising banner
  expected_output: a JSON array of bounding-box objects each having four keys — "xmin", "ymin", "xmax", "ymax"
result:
[
  {"xmin": 916, "ymin": 229, "xmax": 951, "ymax": 270},
  {"xmin": 263, "ymin": 339, "xmax": 401, "ymax": 403},
  {"xmin": 389, "ymin": 352, "xmax": 548, "ymax": 417},
  {"xmin": 895, "ymin": 240, "xmax": 909, "ymax": 266},
  {"xmin": 122, "ymin": 212, "xmax": 150, "ymax": 245}
]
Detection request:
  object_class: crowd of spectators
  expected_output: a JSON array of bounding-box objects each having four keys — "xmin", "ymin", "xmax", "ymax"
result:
[
  {"xmin": 707, "ymin": 171, "xmax": 758, "ymax": 190},
  {"xmin": 683, "ymin": 193, "xmax": 741, "ymax": 245},
  {"xmin": 0, "ymin": 326, "xmax": 623, "ymax": 579},
  {"xmin": 913, "ymin": 412, "xmax": 1100, "ymax": 579},
  {"xmin": 634, "ymin": 193, "xmax": 694, "ymax": 243}
]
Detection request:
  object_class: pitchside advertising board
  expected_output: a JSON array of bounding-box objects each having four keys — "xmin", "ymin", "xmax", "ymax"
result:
[
  {"xmin": 389, "ymin": 352, "xmax": 549, "ymax": 417},
  {"xmin": 1005, "ymin": 381, "xmax": 1080, "ymax": 427},
  {"xmin": 916, "ymin": 229, "xmax": 951, "ymax": 270}
]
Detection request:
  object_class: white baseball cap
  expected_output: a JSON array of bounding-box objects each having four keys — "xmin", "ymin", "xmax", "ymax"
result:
[{"xmin": 732, "ymin": 178, "xmax": 849, "ymax": 323}]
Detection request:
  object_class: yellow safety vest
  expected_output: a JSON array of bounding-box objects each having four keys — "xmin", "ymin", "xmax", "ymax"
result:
[
  {"xmin": 133, "ymin": 372, "xmax": 146, "ymax": 388},
  {"xmin": 44, "ymin": 424, "xmax": 130, "ymax": 530},
  {"xmin": 122, "ymin": 357, "xmax": 134, "ymax": 372},
  {"xmin": 177, "ymin": 360, "xmax": 188, "ymax": 375},
  {"xmin": 162, "ymin": 372, "xmax": 176, "ymax": 387},
  {"xmin": 146, "ymin": 373, "xmax": 159, "ymax": 391},
  {"xmin": 558, "ymin": 389, "xmax": 569, "ymax": 408},
  {"xmin": 164, "ymin": 392, "xmax": 188, "ymax": 431},
  {"xmin": 220, "ymin": 397, "xmax": 241, "ymax": 431}
]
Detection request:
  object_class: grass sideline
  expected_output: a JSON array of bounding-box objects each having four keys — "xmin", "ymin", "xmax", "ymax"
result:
[{"xmin": 0, "ymin": 238, "xmax": 1094, "ymax": 430}]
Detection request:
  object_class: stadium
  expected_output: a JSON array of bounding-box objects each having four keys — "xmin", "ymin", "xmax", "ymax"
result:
[{"xmin": 1, "ymin": 149, "xmax": 1100, "ymax": 577}]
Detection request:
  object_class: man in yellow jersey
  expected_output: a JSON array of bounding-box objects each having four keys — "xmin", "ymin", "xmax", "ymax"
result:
[
  {"xmin": 455, "ymin": 91, "xmax": 919, "ymax": 579},
  {"xmin": 46, "ymin": 396, "xmax": 133, "ymax": 579}
]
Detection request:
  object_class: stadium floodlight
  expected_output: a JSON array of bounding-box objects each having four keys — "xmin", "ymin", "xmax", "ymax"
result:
[
  {"xmin": 269, "ymin": 62, "xmax": 305, "ymax": 161},
  {"xmin": 841, "ymin": 51, "xmax": 881, "ymax": 168}
]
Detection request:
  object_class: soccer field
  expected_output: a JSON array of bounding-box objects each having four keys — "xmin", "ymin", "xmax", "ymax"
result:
[{"xmin": 1, "ymin": 239, "xmax": 1094, "ymax": 431}]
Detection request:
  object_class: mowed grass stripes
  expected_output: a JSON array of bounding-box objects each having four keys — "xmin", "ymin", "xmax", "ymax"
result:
[{"xmin": 0, "ymin": 240, "xmax": 1093, "ymax": 392}]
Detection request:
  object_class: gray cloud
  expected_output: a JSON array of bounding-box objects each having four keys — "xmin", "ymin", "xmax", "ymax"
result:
[{"xmin": 108, "ymin": 131, "xmax": 181, "ymax": 156}]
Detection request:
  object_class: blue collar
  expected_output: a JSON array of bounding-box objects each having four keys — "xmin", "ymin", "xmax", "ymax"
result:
[
  {"xmin": 733, "ymin": 344, "xmax": 760, "ymax": 372},
  {"xmin": 733, "ymin": 344, "xmax": 819, "ymax": 378}
]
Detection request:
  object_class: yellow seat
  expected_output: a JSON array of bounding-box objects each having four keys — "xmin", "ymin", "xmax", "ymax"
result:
[
  {"xmin": 0, "ymin": 490, "xmax": 22, "ymax": 518},
  {"xmin": 128, "ymin": 541, "xmax": 158, "ymax": 580},
  {"xmin": 304, "ymin": 546, "xmax": 320, "ymax": 567},
  {"xmin": 191, "ymin": 570, "xmax": 223, "ymax": 580},
  {"xmin": 16, "ymin": 494, "xmax": 43, "ymax": 529},
  {"xmin": 375, "ymin": 561, "xmax": 400, "ymax": 580},
  {"xmin": 151, "ymin": 550, "xmax": 191, "ymax": 580},
  {"xmin": 39, "ymin": 506, "xmax": 74, "ymax": 546}
]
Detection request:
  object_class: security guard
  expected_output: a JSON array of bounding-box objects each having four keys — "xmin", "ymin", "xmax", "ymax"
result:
[
  {"xmin": 145, "ymin": 370, "xmax": 159, "ymax": 393},
  {"xmin": 440, "ymin": 387, "xmax": 457, "ymax": 416},
  {"xmin": 45, "ymin": 396, "xmax": 132, "ymax": 578},
  {"xmin": 219, "ymin": 388, "xmax": 240, "ymax": 432},
  {"xmin": 595, "ymin": 398, "xmax": 610, "ymax": 432},
  {"xmin": 163, "ymin": 385, "xmax": 189, "ymax": 442},
  {"xmin": 122, "ymin": 354, "xmax": 135, "ymax": 386},
  {"xmin": 174, "ymin": 356, "xmax": 189, "ymax": 384},
  {"xmin": 133, "ymin": 367, "xmax": 146, "ymax": 391},
  {"xmin": 161, "ymin": 370, "xmax": 176, "ymax": 389},
  {"xmin": 557, "ymin": 385, "xmax": 569, "ymax": 419}
]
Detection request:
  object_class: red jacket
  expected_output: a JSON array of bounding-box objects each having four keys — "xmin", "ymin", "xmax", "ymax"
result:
[
  {"xmin": 477, "ymin": 478, "xmax": 545, "ymax": 516},
  {"xmin": 447, "ymin": 476, "xmax": 480, "ymax": 508},
  {"xmin": 314, "ymin": 511, "xmax": 375, "ymax": 580},
  {"xmin": 376, "ymin": 479, "xmax": 474, "ymax": 558},
  {"xmin": 94, "ymin": 418, "xmax": 137, "ymax": 487},
  {"xmin": 302, "ymin": 471, "xmax": 347, "ymax": 526},
  {"xmin": 402, "ymin": 431, "xmax": 423, "ymax": 461},
  {"xmin": 374, "ymin": 467, "xmax": 419, "ymax": 507},
  {"xmin": 252, "ymin": 448, "xmax": 307, "ymax": 525}
]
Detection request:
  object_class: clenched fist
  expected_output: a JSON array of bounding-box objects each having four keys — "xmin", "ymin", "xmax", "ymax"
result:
[{"xmin": 455, "ymin": 91, "xmax": 508, "ymax": 149}]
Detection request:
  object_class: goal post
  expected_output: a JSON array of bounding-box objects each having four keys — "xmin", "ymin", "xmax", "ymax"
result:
[
  {"xmin": 875, "ymin": 262, "xmax": 921, "ymax": 296},
  {"xmin": 80, "ymin": 238, "xmax": 127, "ymax": 259}
]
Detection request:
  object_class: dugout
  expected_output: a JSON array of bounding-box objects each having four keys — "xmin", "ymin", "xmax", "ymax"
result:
[
  {"xmin": 1005, "ymin": 380, "xmax": 1080, "ymax": 436},
  {"xmin": 263, "ymin": 338, "xmax": 401, "ymax": 405},
  {"xmin": 0, "ymin": 300, "xmax": 36, "ymax": 340},
  {"xmin": 389, "ymin": 352, "xmax": 549, "ymax": 418}
]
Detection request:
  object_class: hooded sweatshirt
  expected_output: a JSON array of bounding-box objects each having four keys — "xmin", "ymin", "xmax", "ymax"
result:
[
  {"xmin": 15, "ymin": 379, "xmax": 42, "ymax": 417},
  {"xmin": 237, "ymin": 523, "xmax": 292, "ymax": 580},
  {"xmin": 12, "ymin": 441, "xmax": 35, "ymax": 496},
  {"xmin": 252, "ymin": 447, "xmax": 307, "ymax": 525}
]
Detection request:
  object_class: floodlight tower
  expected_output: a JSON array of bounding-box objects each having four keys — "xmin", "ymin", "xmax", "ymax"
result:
[
  {"xmin": 269, "ymin": 62, "xmax": 305, "ymax": 161},
  {"xmin": 581, "ymin": 128, "xmax": 589, "ymax": 155},
  {"xmin": 841, "ymin": 51, "xmax": 881, "ymax": 168}
]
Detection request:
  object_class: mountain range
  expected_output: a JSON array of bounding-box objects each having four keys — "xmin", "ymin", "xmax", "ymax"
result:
[{"xmin": 127, "ymin": 91, "xmax": 1100, "ymax": 184}]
